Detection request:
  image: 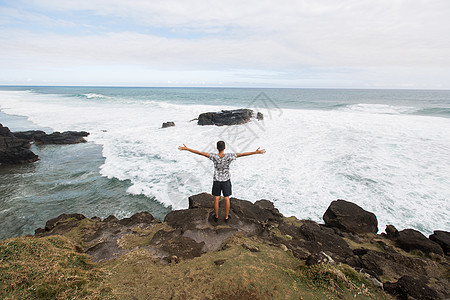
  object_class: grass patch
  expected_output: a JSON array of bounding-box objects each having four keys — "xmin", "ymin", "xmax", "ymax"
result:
[
  {"xmin": 297, "ymin": 263, "xmax": 390, "ymax": 299},
  {"xmin": 271, "ymin": 227, "xmax": 293, "ymax": 241},
  {"xmin": 283, "ymin": 216, "xmax": 304, "ymax": 227},
  {"xmin": 0, "ymin": 235, "xmax": 113, "ymax": 299},
  {"xmin": 104, "ymin": 234, "xmax": 392, "ymax": 299}
]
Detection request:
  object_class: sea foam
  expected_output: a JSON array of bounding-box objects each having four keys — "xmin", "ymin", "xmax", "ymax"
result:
[{"xmin": 0, "ymin": 90, "xmax": 449, "ymax": 235}]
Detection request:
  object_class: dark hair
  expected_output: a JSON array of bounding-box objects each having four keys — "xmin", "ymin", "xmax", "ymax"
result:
[{"xmin": 217, "ymin": 141, "xmax": 225, "ymax": 151}]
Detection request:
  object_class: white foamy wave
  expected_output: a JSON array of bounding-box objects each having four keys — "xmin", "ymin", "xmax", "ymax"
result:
[
  {"xmin": 341, "ymin": 103, "xmax": 418, "ymax": 115},
  {"xmin": 81, "ymin": 93, "xmax": 111, "ymax": 99},
  {"xmin": 0, "ymin": 90, "xmax": 449, "ymax": 235}
]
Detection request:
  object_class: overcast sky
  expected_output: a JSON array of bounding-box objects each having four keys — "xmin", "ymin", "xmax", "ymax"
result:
[{"xmin": 1, "ymin": 0, "xmax": 449, "ymax": 88}]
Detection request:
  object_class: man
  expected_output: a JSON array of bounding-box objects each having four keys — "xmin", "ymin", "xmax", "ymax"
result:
[{"xmin": 178, "ymin": 141, "xmax": 266, "ymax": 222}]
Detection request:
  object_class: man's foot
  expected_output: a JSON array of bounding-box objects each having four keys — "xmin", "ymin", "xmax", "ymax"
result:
[
  {"xmin": 214, "ymin": 215, "xmax": 219, "ymax": 222},
  {"xmin": 225, "ymin": 215, "xmax": 231, "ymax": 223}
]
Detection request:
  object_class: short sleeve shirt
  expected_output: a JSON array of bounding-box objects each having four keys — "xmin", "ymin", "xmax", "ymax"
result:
[{"xmin": 209, "ymin": 153, "xmax": 237, "ymax": 182}]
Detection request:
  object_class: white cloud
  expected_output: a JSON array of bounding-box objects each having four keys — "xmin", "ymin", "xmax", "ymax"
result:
[{"xmin": 1, "ymin": 0, "xmax": 450, "ymax": 87}]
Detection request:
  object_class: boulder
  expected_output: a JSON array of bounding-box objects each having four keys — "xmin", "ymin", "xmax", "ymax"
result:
[
  {"xmin": 161, "ymin": 121, "xmax": 175, "ymax": 128},
  {"xmin": 323, "ymin": 199, "xmax": 378, "ymax": 234},
  {"xmin": 429, "ymin": 230, "xmax": 450, "ymax": 255},
  {"xmin": 275, "ymin": 220, "xmax": 353, "ymax": 263},
  {"xmin": 396, "ymin": 229, "xmax": 444, "ymax": 256},
  {"xmin": 384, "ymin": 276, "xmax": 441, "ymax": 300},
  {"xmin": 354, "ymin": 249, "xmax": 442, "ymax": 280},
  {"xmin": 0, "ymin": 124, "xmax": 39, "ymax": 164},
  {"xmin": 197, "ymin": 109, "xmax": 254, "ymax": 126}
]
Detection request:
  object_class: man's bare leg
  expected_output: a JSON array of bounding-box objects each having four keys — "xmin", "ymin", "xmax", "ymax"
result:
[
  {"xmin": 214, "ymin": 196, "xmax": 220, "ymax": 218},
  {"xmin": 224, "ymin": 196, "xmax": 230, "ymax": 219}
]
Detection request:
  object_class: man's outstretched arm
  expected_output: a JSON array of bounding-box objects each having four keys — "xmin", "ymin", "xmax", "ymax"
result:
[
  {"xmin": 178, "ymin": 144, "xmax": 210, "ymax": 158},
  {"xmin": 237, "ymin": 147, "xmax": 266, "ymax": 158}
]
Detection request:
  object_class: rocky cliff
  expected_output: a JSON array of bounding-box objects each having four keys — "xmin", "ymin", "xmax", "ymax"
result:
[{"xmin": 23, "ymin": 193, "xmax": 449, "ymax": 299}]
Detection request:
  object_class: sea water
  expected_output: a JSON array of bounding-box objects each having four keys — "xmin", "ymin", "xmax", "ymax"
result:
[{"xmin": 0, "ymin": 87, "xmax": 449, "ymax": 239}]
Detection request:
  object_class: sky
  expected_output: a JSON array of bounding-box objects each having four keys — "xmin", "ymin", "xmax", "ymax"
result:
[{"xmin": 0, "ymin": 0, "xmax": 449, "ymax": 88}]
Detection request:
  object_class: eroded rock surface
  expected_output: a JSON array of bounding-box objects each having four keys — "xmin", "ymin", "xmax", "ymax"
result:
[{"xmin": 34, "ymin": 193, "xmax": 450, "ymax": 299}]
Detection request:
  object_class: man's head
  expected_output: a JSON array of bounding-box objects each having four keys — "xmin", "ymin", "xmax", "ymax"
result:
[{"xmin": 217, "ymin": 141, "xmax": 225, "ymax": 152}]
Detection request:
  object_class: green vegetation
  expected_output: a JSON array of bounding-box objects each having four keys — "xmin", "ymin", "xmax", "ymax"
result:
[
  {"xmin": 0, "ymin": 236, "xmax": 113, "ymax": 299},
  {"xmin": 1, "ymin": 232, "xmax": 393, "ymax": 299}
]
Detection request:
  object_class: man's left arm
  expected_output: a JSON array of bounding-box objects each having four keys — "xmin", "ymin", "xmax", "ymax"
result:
[{"xmin": 236, "ymin": 147, "xmax": 266, "ymax": 158}]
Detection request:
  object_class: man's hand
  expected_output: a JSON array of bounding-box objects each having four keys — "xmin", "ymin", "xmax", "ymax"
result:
[
  {"xmin": 178, "ymin": 144, "xmax": 210, "ymax": 158},
  {"xmin": 255, "ymin": 147, "xmax": 266, "ymax": 154},
  {"xmin": 237, "ymin": 147, "xmax": 266, "ymax": 158},
  {"xmin": 178, "ymin": 144, "xmax": 188, "ymax": 151}
]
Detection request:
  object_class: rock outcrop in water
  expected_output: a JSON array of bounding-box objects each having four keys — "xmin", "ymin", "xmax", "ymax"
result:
[
  {"xmin": 34, "ymin": 193, "xmax": 450, "ymax": 299},
  {"xmin": 13, "ymin": 130, "xmax": 89, "ymax": 144},
  {"xmin": 0, "ymin": 124, "xmax": 89, "ymax": 165},
  {"xmin": 197, "ymin": 109, "xmax": 262, "ymax": 126},
  {"xmin": 0, "ymin": 124, "xmax": 39, "ymax": 164}
]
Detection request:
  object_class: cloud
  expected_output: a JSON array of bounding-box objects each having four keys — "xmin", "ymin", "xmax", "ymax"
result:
[{"xmin": 1, "ymin": 0, "xmax": 450, "ymax": 87}]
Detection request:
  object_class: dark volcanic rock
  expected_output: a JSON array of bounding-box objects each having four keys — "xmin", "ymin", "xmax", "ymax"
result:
[
  {"xmin": 197, "ymin": 109, "xmax": 254, "ymax": 126},
  {"xmin": 384, "ymin": 275, "xmax": 441, "ymax": 300},
  {"xmin": 323, "ymin": 199, "xmax": 378, "ymax": 234},
  {"xmin": 161, "ymin": 121, "xmax": 175, "ymax": 128},
  {"xmin": 385, "ymin": 224, "xmax": 399, "ymax": 240},
  {"xmin": 0, "ymin": 124, "xmax": 39, "ymax": 164},
  {"xmin": 355, "ymin": 249, "xmax": 442, "ymax": 280},
  {"xmin": 150, "ymin": 228, "xmax": 205, "ymax": 260},
  {"xmin": 188, "ymin": 192, "xmax": 215, "ymax": 209},
  {"xmin": 396, "ymin": 229, "xmax": 444, "ymax": 255},
  {"xmin": 44, "ymin": 213, "xmax": 86, "ymax": 232},
  {"xmin": 12, "ymin": 130, "xmax": 89, "ymax": 144},
  {"xmin": 429, "ymin": 230, "xmax": 450, "ymax": 256},
  {"xmin": 34, "ymin": 131, "xmax": 89, "ymax": 144},
  {"xmin": 12, "ymin": 130, "xmax": 46, "ymax": 142}
]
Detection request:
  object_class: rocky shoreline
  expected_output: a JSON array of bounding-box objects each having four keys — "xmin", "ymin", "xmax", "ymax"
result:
[
  {"xmin": 0, "ymin": 123, "xmax": 89, "ymax": 165},
  {"xmin": 32, "ymin": 193, "xmax": 449, "ymax": 299}
]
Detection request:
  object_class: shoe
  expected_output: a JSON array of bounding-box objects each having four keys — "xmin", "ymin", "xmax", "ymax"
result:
[
  {"xmin": 214, "ymin": 215, "xmax": 219, "ymax": 222},
  {"xmin": 225, "ymin": 215, "xmax": 231, "ymax": 223}
]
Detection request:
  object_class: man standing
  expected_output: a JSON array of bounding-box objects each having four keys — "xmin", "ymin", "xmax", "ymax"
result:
[{"xmin": 178, "ymin": 141, "xmax": 266, "ymax": 222}]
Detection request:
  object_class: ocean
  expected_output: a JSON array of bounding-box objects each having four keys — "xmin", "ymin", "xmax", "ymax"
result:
[{"xmin": 0, "ymin": 86, "xmax": 449, "ymax": 239}]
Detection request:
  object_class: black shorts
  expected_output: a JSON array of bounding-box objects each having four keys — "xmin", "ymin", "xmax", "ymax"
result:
[{"xmin": 212, "ymin": 179, "xmax": 232, "ymax": 197}]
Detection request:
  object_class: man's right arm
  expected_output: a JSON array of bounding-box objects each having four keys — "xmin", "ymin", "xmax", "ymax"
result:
[{"xmin": 178, "ymin": 144, "xmax": 210, "ymax": 158}]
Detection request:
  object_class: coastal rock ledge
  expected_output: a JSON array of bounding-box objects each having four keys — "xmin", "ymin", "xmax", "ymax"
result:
[
  {"xmin": 0, "ymin": 123, "xmax": 89, "ymax": 165},
  {"xmin": 33, "ymin": 193, "xmax": 450, "ymax": 299}
]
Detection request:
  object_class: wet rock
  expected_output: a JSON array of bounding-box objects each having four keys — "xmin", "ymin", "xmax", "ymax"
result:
[
  {"xmin": 0, "ymin": 124, "xmax": 39, "ymax": 164},
  {"xmin": 429, "ymin": 230, "xmax": 450, "ymax": 255},
  {"xmin": 34, "ymin": 131, "xmax": 89, "ymax": 144},
  {"xmin": 197, "ymin": 109, "xmax": 254, "ymax": 126},
  {"xmin": 323, "ymin": 199, "xmax": 378, "ymax": 234},
  {"xmin": 12, "ymin": 130, "xmax": 46, "ymax": 142},
  {"xmin": 256, "ymin": 112, "xmax": 264, "ymax": 120},
  {"xmin": 161, "ymin": 121, "xmax": 175, "ymax": 128},
  {"xmin": 384, "ymin": 275, "xmax": 441, "ymax": 300},
  {"xmin": 396, "ymin": 229, "xmax": 444, "ymax": 256}
]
